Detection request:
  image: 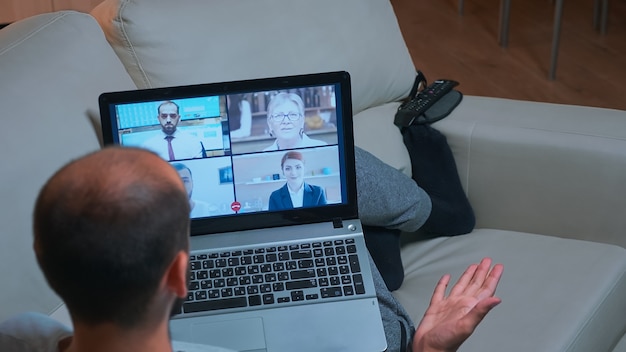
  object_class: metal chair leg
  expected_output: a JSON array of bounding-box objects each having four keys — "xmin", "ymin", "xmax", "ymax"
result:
[
  {"xmin": 459, "ymin": 0, "xmax": 510, "ymax": 47},
  {"xmin": 549, "ymin": 0, "xmax": 565, "ymax": 80},
  {"xmin": 498, "ymin": 0, "xmax": 512, "ymax": 47},
  {"xmin": 593, "ymin": 0, "xmax": 601, "ymax": 29},
  {"xmin": 593, "ymin": 0, "xmax": 609, "ymax": 34},
  {"xmin": 600, "ymin": 0, "xmax": 609, "ymax": 34}
]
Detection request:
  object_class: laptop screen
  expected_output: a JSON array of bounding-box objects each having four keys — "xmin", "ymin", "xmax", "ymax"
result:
[{"xmin": 99, "ymin": 71, "xmax": 357, "ymax": 236}]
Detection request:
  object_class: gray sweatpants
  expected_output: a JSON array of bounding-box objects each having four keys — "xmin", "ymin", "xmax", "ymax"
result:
[{"xmin": 355, "ymin": 147, "xmax": 431, "ymax": 233}]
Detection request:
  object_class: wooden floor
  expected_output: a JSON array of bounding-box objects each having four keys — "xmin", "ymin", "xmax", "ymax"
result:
[{"xmin": 390, "ymin": 0, "xmax": 626, "ymax": 111}]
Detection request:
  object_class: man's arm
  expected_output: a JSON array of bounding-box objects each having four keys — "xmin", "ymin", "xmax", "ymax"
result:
[{"xmin": 411, "ymin": 257, "xmax": 504, "ymax": 352}]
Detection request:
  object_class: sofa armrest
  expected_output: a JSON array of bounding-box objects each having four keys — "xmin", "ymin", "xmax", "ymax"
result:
[{"xmin": 434, "ymin": 96, "xmax": 626, "ymax": 248}]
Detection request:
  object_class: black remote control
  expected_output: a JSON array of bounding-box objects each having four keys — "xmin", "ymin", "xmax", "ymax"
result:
[{"xmin": 394, "ymin": 79, "xmax": 459, "ymax": 127}]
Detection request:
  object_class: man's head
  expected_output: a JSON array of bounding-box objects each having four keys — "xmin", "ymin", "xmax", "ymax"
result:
[
  {"xmin": 172, "ymin": 163, "xmax": 193, "ymax": 199},
  {"xmin": 157, "ymin": 101, "xmax": 181, "ymax": 135},
  {"xmin": 33, "ymin": 147, "xmax": 190, "ymax": 328}
]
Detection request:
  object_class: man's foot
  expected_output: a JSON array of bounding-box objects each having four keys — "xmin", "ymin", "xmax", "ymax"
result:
[
  {"xmin": 402, "ymin": 124, "xmax": 475, "ymax": 236},
  {"xmin": 363, "ymin": 225, "xmax": 404, "ymax": 291}
]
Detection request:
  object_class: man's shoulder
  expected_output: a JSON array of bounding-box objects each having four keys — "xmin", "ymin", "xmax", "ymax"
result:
[
  {"xmin": 176, "ymin": 129, "xmax": 201, "ymax": 139},
  {"xmin": 142, "ymin": 132, "xmax": 165, "ymax": 145}
]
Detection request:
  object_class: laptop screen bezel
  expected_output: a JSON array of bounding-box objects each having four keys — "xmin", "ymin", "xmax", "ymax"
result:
[{"xmin": 99, "ymin": 71, "xmax": 358, "ymax": 236}]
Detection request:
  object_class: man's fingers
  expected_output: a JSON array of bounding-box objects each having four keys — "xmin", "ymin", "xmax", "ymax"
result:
[
  {"xmin": 449, "ymin": 262, "xmax": 479, "ymax": 297},
  {"xmin": 475, "ymin": 263, "xmax": 504, "ymax": 300},
  {"xmin": 468, "ymin": 297, "xmax": 502, "ymax": 322},
  {"xmin": 452, "ymin": 257, "xmax": 497, "ymax": 297},
  {"xmin": 439, "ymin": 258, "xmax": 504, "ymax": 300},
  {"xmin": 466, "ymin": 258, "xmax": 495, "ymax": 295},
  {"xmin": 430, "ymin": 274, "xmax": 451, "ymax": 305},
  {"xmin": 459, "ymin": 296, "xmax": 502, "ymax": 334}
]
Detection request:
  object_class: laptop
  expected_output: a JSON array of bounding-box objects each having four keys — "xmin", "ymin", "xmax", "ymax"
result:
[{"xmin": 99, "ymin": 71, "xmax": 387, "ymax": 352}]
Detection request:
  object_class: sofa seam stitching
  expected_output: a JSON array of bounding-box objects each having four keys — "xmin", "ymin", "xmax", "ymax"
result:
[
  {"xmin": 116, "ymin": 0, "xmax": 152, "ymax": 88},
  {"xmin": 0, "ymin": 12, "xmax": 72, "ymax": 57},
  {"xmin": 479, "ymin": 124, "xmax": 626, "ymax": 142}
]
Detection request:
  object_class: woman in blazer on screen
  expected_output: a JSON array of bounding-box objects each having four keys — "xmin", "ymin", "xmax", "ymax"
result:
[{"xmin": 268, "ymin": 151, "xmax": 327, "ymax": 211}]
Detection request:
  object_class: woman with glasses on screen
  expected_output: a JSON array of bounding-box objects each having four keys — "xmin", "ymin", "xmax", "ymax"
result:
[
  {"xmin": 268, "ymin": 151, "xmax": 327, "ymax": 211},
  {"xmin": 263, "ymin": 92, "xmax": 327, "ymax": 151}
]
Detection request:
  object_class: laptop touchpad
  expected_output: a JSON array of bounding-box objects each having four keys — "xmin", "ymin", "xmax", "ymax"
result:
[{"xmin": 191, "ymin": 317, "xmax": 266, "ymax": 351}]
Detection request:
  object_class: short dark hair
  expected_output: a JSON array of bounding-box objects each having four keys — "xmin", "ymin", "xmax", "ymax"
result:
[
  {"xmin": 34, "ymin": 147, "xmax": 190, "ymax": 327},
  {"xmin": 158, "ymin": 100, "xmax": 180, "ymax": 115}
]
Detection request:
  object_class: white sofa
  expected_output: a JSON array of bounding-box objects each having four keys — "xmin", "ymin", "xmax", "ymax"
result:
[{"xmin": 1, "ymin": 0, "xmax": 625, "ymax": 351}]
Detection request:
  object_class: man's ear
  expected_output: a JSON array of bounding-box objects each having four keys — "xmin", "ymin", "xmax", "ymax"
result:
[{"xmin": 163, "ymin": 250, "xmax": 189, "ymax": 298}]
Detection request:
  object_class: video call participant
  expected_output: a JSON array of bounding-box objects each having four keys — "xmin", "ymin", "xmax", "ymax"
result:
[
  {"xmin": 142, "ymin": 100, "xmax": 205, "ymax": 161},
  {"xmin": 263, "ymin": 92, "xmax": 326, "ymax": 151},
  {"xmin": 268, "ymin": 151, "xmax": 327, "ymax": 211},
  {"xmin": 172, "ymin": 163, "xmax": 212, "ymax": 218}
]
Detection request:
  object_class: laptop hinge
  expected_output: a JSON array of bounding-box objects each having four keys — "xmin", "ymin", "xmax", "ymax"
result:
[{"xmin": 332, "ymin": 218, "xmax": 343, "ymax": 229}]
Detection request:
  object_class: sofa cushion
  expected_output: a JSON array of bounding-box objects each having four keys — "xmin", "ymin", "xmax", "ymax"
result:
[
  {"xmin": 395, "ymin": 229, "xmax": 626, "ymax": 352},
  {"xmin": 92, "ymin": 0, "xmax": 416, "ymax": 115},
  {"xmin": 0, "ymin": 11, "xmax": 137, "ymax": 321},
  {"xmin": 91, "ymin": 0, "xmax": 416, "ymax": 172},
  {"xmin": 353, "ymin": 102, "xmax": 411, "ymax": 176}
]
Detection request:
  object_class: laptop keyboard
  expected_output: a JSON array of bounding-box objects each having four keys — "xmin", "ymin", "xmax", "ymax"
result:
[{"xmin": 182, "ymin": 238, "xmax": 367, "ymax": 314}]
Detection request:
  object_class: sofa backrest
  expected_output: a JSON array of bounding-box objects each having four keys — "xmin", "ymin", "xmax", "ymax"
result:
[
  {"xmin": 0, "ymin": 11, "xmax": 136, "ymax": 321},
  {"xmin": 91, "ymin": 0, "xmax": 416, "ymax": 116}
]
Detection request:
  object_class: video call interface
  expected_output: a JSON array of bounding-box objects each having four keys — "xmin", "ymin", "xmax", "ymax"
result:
[{"xmin": 111, "ymin": 84, "xmax": 345, "ymax": 220}]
